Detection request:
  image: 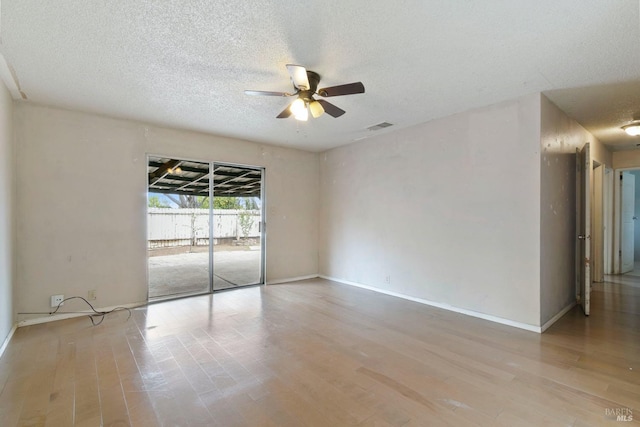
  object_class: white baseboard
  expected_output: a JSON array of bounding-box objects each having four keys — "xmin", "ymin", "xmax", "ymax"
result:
[
  {"xmin": 0, "ymin": 324, "xmax": 17, "ymax": 359},
  {"xmin": 540, "ymin": 301, "xmax": 576, "ymax": 333},
  {"xmin": 267, "ymin": 274, "xmax": 319, "ymax": 285},
  {"xmin": 320, "ymin": 275, "xmax": 542, "ymax": 333},
  {"xmin": 17, "ymin": 277, "xmax": 324, "ymax": 327},
  {"xmin": 17, "ymin": 302, "xmax": 146, "ymax": 327}
]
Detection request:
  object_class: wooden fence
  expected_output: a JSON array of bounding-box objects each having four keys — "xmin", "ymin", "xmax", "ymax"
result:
[{"xmin": 147, "ymin": 208, "xmax": 261, "ymax": 248}]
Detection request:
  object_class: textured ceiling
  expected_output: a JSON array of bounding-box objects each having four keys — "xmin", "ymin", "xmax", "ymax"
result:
[{"xmin": 1, "ymin": 1, "xmax": 639, "ymax": 152}]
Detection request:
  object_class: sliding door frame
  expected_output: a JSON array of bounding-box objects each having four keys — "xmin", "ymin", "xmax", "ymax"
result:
[{"xmin": 146, "ymin": 154, "xmax": 266, "ymax": 301}]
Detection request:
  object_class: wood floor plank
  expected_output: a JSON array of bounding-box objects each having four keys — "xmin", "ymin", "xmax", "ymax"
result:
[{"xmin": 1, "ymin": 277, "xmax": 639, "ymax": 426}]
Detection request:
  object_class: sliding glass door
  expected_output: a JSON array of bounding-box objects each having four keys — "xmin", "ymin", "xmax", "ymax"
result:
[
  {"xmin": 147, "ymin": 157, "xmax": 264, "ymax": 300},
  {"xmin": 147, "ymin": 157, "xmax": 212, "ymax": 299},
  {"xmin": 212, "ymin": 164, "xmax": 264, "ymax": 290}
]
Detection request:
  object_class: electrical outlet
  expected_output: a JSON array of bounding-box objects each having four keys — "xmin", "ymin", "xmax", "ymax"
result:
[
  {"xmin": 51, "ymin": 294, "xmax": 64, "ymax": 308},
  {"xmin": 88, "ymin": 289, "xmax": 97, "ymax": 301},
  {"xmin": 384, "ymin": 275, "xmax": 391, "ymax": 284}
]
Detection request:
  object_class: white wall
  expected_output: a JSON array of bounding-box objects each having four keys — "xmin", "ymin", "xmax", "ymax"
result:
[
  {"xmin": 0, "ymin": 80, "xmax": 14, "ymax": 345},
  {"xmin": 14, "ymin": 103, "xmax": 319, "ymax": 322},
  {"xmin": 320, "ymin": 94, "xmax": 542, "ymax": 327},
  {"xmin": 539, "ymin": 95, "xmax": 611, "ymax": 325}
]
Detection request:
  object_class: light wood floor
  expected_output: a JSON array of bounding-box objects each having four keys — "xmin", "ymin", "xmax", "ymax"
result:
[{"xmin": 1, "ymin": 278, "xmax": 639, "ymax": 426}]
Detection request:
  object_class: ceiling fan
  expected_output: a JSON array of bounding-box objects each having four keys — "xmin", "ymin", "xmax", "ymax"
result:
[{"xmin": 244, "ymin": 64, "xmax": 365, "ymax": 121}]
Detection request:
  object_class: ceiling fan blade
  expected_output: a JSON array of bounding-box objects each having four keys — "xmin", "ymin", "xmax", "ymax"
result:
[
  {"xmin": 316, "ymin": 99, "xmax": 346, "ymax": 118},
  {"xmin": 244, "ymin": 90, "xmax": 293, "ymax": 97},
  {"xmin": 317, "ymin": 82, "xmax": 365, "ymax": 97},
  {"xmin": 286, "ymin": 64, "xmax": 310, "ymax": 90},
  {"xmin": 276, "ymin": 104, "xmax": 293, "ymax": 119}
]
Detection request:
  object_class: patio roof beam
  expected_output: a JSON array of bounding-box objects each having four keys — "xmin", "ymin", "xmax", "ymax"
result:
[
  {"xmin": 149, "ymin": 159, "xmax": 182, "ymax": 185},
  {"xmin": 148, "ymin": 161, "xmax": 209, "ymax": 175},
  {"xmin": 150, "ymin": 188, "xmax": 259, "ymax": 197},
  {"xmin": 175, "ymin": 172, "xmax": 210, "ymax": 191}
]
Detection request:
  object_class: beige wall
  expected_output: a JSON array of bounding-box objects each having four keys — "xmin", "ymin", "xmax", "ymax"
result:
[
  {"xmin": 14, "ymin": 103, "xmax": 319, "ymax": 322},
  {"xmin": 0, "ymin": 80, "xmax": 14, "ymax": 345},
  {"xmin": 320, "ymin": 94, "xmax": 542, "ymax": 327},
  {"xmin": 612, "ymin": 150, "xmax": 640, "ymax": 169},
  {"xmin": 7, "ymin": 91, "xmax": 615, "ymax": 331},
  {"xmin": 539, "ymin": 95, "xmax": 611, "ymax": 325}
]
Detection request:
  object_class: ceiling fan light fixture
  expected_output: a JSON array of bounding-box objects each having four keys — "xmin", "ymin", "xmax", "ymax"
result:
[
  {"xmin": 290, "ymin": 98, "xmax": 306, "ymax": 116},
  {"xmin": 623, "ymin": 123, "xmax": 640, "ymax": 136},
  {"xmin": 294, "ymin": 105, "xmax": 309, "ymax": 121},
  {"xmin": 309, "ymin": 100, "xmax": 324, "ymax": 118}
]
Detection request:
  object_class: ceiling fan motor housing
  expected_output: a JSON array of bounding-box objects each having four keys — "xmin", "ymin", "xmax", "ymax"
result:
[{"xmin": 299, "ymin": 70, "xmax": 321, "ymax": 98}]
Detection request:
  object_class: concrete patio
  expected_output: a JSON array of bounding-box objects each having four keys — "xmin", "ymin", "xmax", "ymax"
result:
[{"xmin": 148, "ymin": 245, "xmax": 261, "ymax": 299}]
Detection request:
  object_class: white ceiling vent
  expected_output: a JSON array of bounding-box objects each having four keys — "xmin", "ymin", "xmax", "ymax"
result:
[{"xmin": 367, "ymin": 122, "xmax": 393, "ymax": 131}]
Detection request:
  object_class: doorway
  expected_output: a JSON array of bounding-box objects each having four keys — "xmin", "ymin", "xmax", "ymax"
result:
[
  {"xmin": 146, "ymin": 156, "xmax": 265, "ymax": 300},
  {"xmin": 613, "ymin": 168, "xmax": 640, "ymax": 276},
  {"xmin": 576, "ymin": 149, "xmax": 612, "ymax": 314}
]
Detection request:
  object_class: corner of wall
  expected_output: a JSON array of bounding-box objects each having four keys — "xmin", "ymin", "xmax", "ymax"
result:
[
  {"xmin": 538, "ymin": 94, "xmax": 608, "ymax": 327},
  {"xmin": 0, "ymin": 75, "xmax": 16, "ymax": 351},
  {"xmin": 319, "ymin": 93, "xmax": 546, "ymax": 327}
]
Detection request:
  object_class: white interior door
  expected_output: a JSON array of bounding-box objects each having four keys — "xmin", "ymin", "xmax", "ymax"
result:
[
  {"xmin": 576, "ymin": 143, "xmax": 591, "ymax": 316},
  {"xmin": 620, "ymin": 171, "xmax": 635, "ymax": 273}
]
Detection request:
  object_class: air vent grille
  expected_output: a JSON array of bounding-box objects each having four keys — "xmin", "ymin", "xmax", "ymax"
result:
[{"xmin": 367, "ymin": 122, "xmax": 394, "ymax": 131}]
